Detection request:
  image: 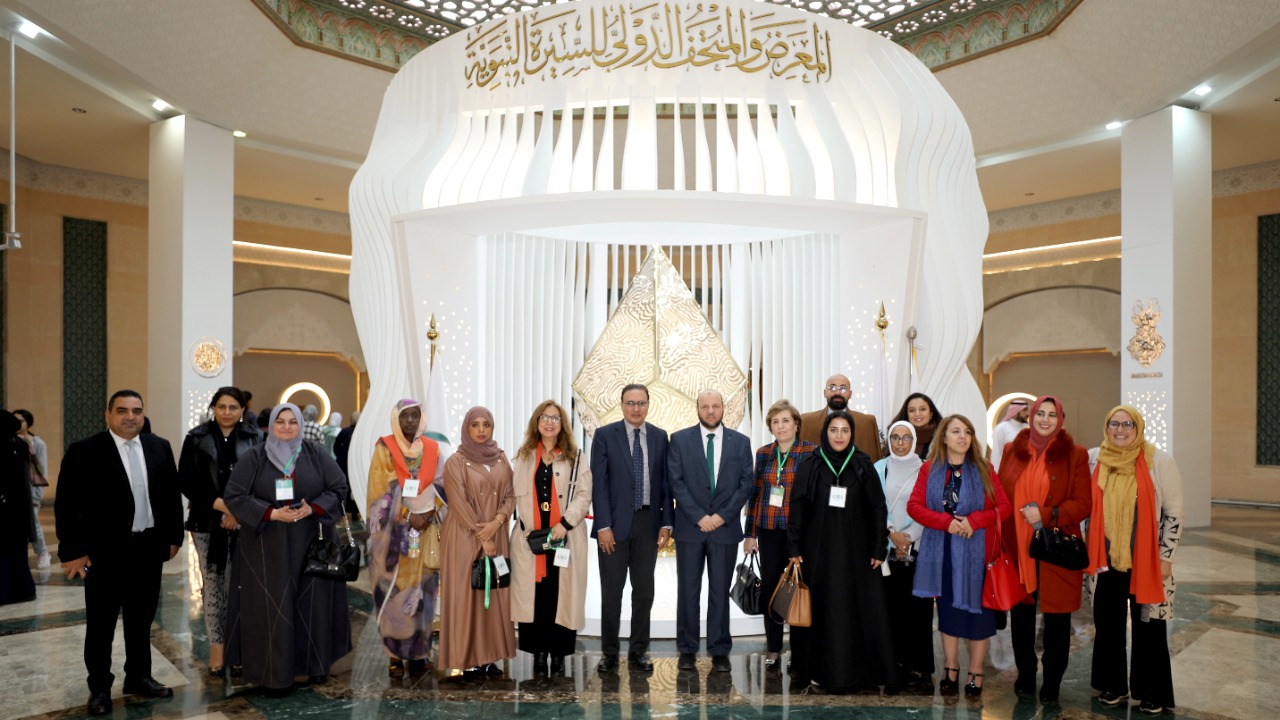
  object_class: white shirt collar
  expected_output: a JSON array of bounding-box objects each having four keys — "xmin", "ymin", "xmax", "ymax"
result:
[{"xmin": 109, "ymin": 429, "xmax": 141, "ymax": 449}]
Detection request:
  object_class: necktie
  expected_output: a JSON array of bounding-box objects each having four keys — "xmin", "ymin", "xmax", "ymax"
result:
[
  {"xmin": 631, "ymin": 428, "xmax": 645, "ymax": 510},
  {"xmin": 125, "ymin": 439, "xmax": 153, "ymax": 531},
  {"xmin": 706, "ymin": 432, "xmax": 716, "ymax": 495}
]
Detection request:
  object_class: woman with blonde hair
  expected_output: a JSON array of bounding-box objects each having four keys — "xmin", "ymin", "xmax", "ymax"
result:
[{"xmin": 508, "ymin": 400, "xmax": 593, "ymax": 677}]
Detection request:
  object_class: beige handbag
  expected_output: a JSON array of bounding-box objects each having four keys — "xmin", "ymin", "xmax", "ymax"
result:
[{"xmin": 423, "ymin": 522, "xmax": 443, "ymax": 571}]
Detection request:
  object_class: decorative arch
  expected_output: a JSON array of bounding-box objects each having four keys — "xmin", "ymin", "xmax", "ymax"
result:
[{"xmin": 233, "ymin": 288, "xmax": 366, "ymax": 371}]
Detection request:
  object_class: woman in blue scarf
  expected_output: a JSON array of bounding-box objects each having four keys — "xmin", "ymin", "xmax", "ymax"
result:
[{"xmin": 908, "ymin": 414, "xmax": 1011, "ymax": 699}]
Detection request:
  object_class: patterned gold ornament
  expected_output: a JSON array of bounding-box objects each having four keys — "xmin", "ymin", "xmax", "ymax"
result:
[
  {"xmin": 1127, "ymin": 299, "xmax": 1166, "ymax": 368},
  {"xmin": 572, "ymin": 247, "xmax": 748, "ymax": 436},
  {"xmin": 189, "ymin": 337, "xmax": 227, "ymax": 378}
]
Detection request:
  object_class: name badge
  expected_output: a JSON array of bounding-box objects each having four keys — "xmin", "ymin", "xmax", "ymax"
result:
[
  {"xmin": 403, "ymin": 478, "xmax": 421, "ymax": 498},
  {"xmin": 828, "ymin": 486, "xmax": 847, "ymax": 508},
  {"xmin": 275, "ymin": 478, "xmax": 294, "ymax": 502},
  {"xmin": 769, "ymin": 485, "xmax": 785, "ymax": 508},
  {"xmin": 554, "ymin": 547, "xmax": 571, "ymax": 568},
  {"xmin": 493, "ymin": 555, "xmax": 510, "ymax": 576}
]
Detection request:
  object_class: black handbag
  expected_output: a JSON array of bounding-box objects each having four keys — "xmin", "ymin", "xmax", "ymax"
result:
[
  {"xmin": 302, "ymin": 517, "xmax": 361, "ymax": 582},
  {"xmin": 730, "ymin": 552, "xmax": 764, "ymax": 615},
  {"xmin": 1029, "ymin": 526, "xmax": 1089, "ymax": 571},
  {"xmin": 471, "ymin": 551, "xmax": 511, "ymax": 610},
  {"xmin": 519, "ymin": 451, "xmax": 579, "ymax": 556}
]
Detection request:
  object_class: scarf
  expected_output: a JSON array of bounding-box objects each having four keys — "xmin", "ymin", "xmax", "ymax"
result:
[
  {"xmin": 913, "ymin": 459, "xmax": 986, "ymax": 613},
  {"xmin": 265, "ymin": 403, "xmax": 304, "ymax": 474},
  {"xmin": 1086, "ymin": 405, "xmax": 1164, "ymax": 605},
  {"xmin": 1027, "ymin": 395, "xmax": 1063, "ymax": 453},
  {"xmin": 819, "ymin": 411, "xmax": 855, "ymax": 466},
  {"xmin": 532, "ymin": 443, "xmax": 563, "ymax": 583},
  {"xmin": 913, "ymin": 422, "xmax": 936, "ymax": 459},
  {"xmin": 1001, "ymin": 399, "xmax": 1029, "ymax": 423},
  {"xmin": 391, "ymin": 399, "xmax": 425, "ymax": 459},
  {"xmin": 882, "ymin": 421, "xmax": 923, "ymax": 550},
  {"xmin": 458, "ymin": 406, "xmax": 504, "ymax": 465},
  {"xmin": 1012, "ymin": 435, "xmax": 1050, "ymax": 594}
]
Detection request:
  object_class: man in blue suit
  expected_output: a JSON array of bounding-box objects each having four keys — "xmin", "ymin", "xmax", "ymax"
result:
[
  {"xmin": 590, "ymin": 383, "xmax": 672, "ymax": 673},
  {"xmin": 667, "ymin": 389, "xmax": 754, "ymax": 672}
]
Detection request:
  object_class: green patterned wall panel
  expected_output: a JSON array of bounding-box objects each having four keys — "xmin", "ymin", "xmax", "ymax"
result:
[
  {"xmin": 1258, "ymin": 213, "xmax": 1280, "ymax": 465},
  {"xmin": 62, "ymin": 218, "xmax": 107, "ymax": 449}
]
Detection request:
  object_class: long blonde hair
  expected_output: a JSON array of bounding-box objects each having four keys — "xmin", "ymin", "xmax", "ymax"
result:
[
  {"xmin": 926, "ymin": 414, "xmax": 996, "ymax": 503},
  {"xmin": 515, "ymin": 400, "xmax": 580, "ymax": 464}
]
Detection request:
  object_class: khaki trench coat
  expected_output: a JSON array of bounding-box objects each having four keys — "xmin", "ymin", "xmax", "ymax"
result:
[{"xmin": 508, "ymin": 450, "xmax": 593, "ymax": 631}]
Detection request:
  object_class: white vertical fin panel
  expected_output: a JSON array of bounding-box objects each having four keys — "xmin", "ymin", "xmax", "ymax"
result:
[
  {"xmin": 480, "ymin": 107, "xmax": 519, "ymax": 200},
  {"xmin": 523, "ymin": 103, "xmax": 557, "ymax": 196},
  {"xmin": 421, "ymin": 111, "xmax": 473, "ymax": 209},
  {"xmin": 440, "ymin": 112, "xmax": 489, "ymax": 207},
  {"xmin": 672, "ymin": 99, "xmax": 686, "ymax": 191},
  {"xmin": 501, "ymin": 107, "xmax": 538, "ymax": 199},
  {"xmin": 548, "ymin": 104, "xmax": 576, "ymax": 193},
  {"xmin": 596, "ymin": 100, "xmax": 615, "ymax": 191},
  {"xmin": 735, "ymin": 99, "xmax": 765, "ymax": 194},
  {"xmin": 571, "ymin": 98, "xmax": 596, "ymax": 192},
  {"xmin": 715, "ymin": 101, "xmax": 738, "ymax": 192},
  {"xmin": 621, "ymin": 89, "xmax": 657, "ymax": 189},
  {"xmin": 755, "ymin": 100, "xmax": 791, "ymax": 197},
  {"xmin": 459, "ymin": 110, "xmax": 504, "ymax": 203},
  {"xmin": 694, "ymin": 101, "xmax": 713, "ymax": 192}
]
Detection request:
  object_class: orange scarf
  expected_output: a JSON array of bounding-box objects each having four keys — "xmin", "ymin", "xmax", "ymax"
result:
[
  {"xmin": 1086, "ymin": 452, "xmax": 1164, "ymax": 604},
  {"xmin": 533, "ymin": 443, "xmax": 562, "ymax": 583},
  {"xmin": 1013, "ymin": 449, "xmax": 1050, "ymax": 594}
]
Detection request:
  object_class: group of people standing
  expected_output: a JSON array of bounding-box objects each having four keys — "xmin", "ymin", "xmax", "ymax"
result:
[{"xmin": 36, "ymin": 377, "xmax": 1183, "ymax": 716}]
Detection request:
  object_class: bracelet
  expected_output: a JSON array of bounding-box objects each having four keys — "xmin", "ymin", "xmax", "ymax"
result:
[{"xmin": 559, "ymin": 518, "xmax": 574, "ymax": 531}]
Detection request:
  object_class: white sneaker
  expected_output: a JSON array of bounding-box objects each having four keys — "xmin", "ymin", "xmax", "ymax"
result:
[{"xmin": 36, "ymin": 552, "xmax": 51, "ymax": 569}]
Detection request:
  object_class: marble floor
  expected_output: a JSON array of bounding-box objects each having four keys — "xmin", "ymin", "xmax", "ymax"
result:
[{"xmin": 5, "ymin": 505, "xmax": 1278, "ymax": 720}]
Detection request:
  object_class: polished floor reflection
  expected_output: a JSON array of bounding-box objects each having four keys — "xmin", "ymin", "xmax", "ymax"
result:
[{"xmin": 4, "ymin": 506, "xmax": 1278, "ymax": 720}]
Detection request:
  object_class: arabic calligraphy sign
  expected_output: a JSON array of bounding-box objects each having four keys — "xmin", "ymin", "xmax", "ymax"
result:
[{"xmin": 464, "ymin": 2, "xmax": 834, "ymax": 89}]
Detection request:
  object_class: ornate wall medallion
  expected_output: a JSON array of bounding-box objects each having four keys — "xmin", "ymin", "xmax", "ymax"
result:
[
  {"xmin": 189, "ymin": 337, "xmax": 228, "ymax": 378},
  {"xmin": 1126, "ymin": 299, "xmax": 1166, "ymax": 368}
]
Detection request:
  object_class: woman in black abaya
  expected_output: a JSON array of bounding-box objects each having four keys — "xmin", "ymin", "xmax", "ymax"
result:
[{"xmin": 786, "ymin": 410, "xmax": 895, "ymax": 693}]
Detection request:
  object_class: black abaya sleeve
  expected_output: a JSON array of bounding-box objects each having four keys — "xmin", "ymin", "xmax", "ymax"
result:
[{"xmin": 786, "ymin": 456, "xmax": 818, "ymax": 558}]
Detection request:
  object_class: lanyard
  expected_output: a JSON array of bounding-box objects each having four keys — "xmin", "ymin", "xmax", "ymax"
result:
[
  {"xmin": 281, "ymin": 446, "xmax": 301, "ymax": 478},
  {"xmin": 774, "ymin": 445, "xmax": 792, "ymax": 486},
  {"xmin": 819, "ymin": 448, "xmax": 852, "ymax": 486}
]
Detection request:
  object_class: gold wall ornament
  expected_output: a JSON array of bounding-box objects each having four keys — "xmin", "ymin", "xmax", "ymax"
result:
[
  {"xmin": 189, "ymin": 337, "xmax": 227, "ymax": 378},
  {"xmin": 464, "ymin": 2, "xmax": 834, "ymax": 90},
  {"xmin": 1127, "ymin": 299, "xmax": 1166, "ymax": 368},
  {"xmin": 572, "ymin": 247, "xmax": 748, "ymax": 436}
]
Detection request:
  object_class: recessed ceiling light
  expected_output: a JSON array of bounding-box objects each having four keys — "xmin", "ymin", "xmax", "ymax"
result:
[
  {"xmin": 152, "ymin": 99, "xmax": 170, "ymax": 112},
  {"xmin": 232, "ymin": 130, "xmax": 247, "ymax": 138},
  {"xmin": 17, "ymin": 21, "xmax": 42, "ymax": 39},
  {"xmin": 71, "ymin": 107, "xmax": 87, "ymax": 114},
  {"xmin": 1193, "ymin": 84, "xmax": 1212, "ymax": 97},
  {"xmin": 1105, "ymin": 121, "xmax": 1123, "ymax": 131}
]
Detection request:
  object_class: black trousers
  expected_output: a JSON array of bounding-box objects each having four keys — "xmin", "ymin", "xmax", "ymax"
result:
[
  {"xmin": 597, "ymin": 508, "xmax": 657, "ymax": 657},
  {"xmin": 675, "ymin": 537, "xmax": 736, "ymax": 656},
  {"xmin": 883, "ymin": 556, "xmax": 936, "ymax": 676},
  {"xmin": 1011, "ymin": 595, "xmax": 1071, "ymax": 693},
  {"xmin": 1091, "ymin": 569, "xmax": 1175, "ymax": 708},
  {"xmin": 755, "ymin": 528, "xmax": 789, "ymax": 653},
  {"xmin": 83, "ymin": 532, "xmax": 165, "ymax": 692}
]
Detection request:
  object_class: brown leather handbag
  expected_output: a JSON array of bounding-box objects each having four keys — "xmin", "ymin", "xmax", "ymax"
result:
[{"xmin": 768, "ymin": 562, "xmax": 812, "ymax": 627}]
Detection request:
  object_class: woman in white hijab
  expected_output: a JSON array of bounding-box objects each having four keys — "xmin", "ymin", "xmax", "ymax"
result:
[{"xmin": 874, "ymin": 420, "xmax": 934, "ymax": 690}]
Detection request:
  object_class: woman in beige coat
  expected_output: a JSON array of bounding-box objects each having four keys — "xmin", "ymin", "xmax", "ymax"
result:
[{"xmin": 509, "ymin": 400, "xmax": 593, "ymax": 678}]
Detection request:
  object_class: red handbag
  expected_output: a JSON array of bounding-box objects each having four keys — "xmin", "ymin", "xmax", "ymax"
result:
[{"xmin": 983, "ymin": 519, "xmax": 1028, "ymax": 611}]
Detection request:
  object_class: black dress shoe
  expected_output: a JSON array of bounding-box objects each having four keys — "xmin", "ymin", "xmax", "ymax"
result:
[
  {"xmin": 87, "ymin": 691, "xmax": 112, "ymax": 716},
  {"xmin": 711, "ymin": 655, "xmax": 731, "ymax": 673},
  {"xmin": 533, "ymin": 653, "xmax": 550, "ymax": 677},
  {"xmin": 122, "ymin": 677, "xmax": 173, "ymax": 698},
  {"xmin": 549, "ymin": 655, "xmax": 565, "ymax": 676},
  {"xmin": 598, "ymin": 655, "xmax": 619, "ymax": 673},
  {"xmin": 628, "ymin": 653, "xmax": 654, "ymax": 671},
  {"xmin": 484, "ymin": 663, "xmax": 502, "ymax": 676},
  {"xmin": 308, "ymin": 675, "xmax": 327, "ymax": 685},
  {"xmin": 678, "ymin": 653, "xmax": 696, "ymax": 671}
]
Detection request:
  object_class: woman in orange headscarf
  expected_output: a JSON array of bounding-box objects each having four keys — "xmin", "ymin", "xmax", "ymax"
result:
[
  {"xmin": 996, "ymin": 395, "xmax": 1090, "ymax": 702},
  {"xmin": 1086, "ymin": 406, "xmax": 1183, "ymax": 715}
]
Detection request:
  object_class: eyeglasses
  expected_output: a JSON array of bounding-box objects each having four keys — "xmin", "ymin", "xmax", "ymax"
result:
[
  {"xmin": 623, "ymin": 400, "xmax": 649, "ymax": 408},
  {"xmin": 889, "ymin": 434, "xmax": 912, "ymax": 444},
  {"xmin": 538, "ymin": 415, "xmax": 562, "ymax": 423},
  {"xmin": 1107, "ymin": 420, "xmax": 1137, "ymax": 430},
  {"xmin": 826, "ymin": 384, "xmax": 851, "ymax": 393}
]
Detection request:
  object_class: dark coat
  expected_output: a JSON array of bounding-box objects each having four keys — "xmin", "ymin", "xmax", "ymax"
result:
[
  {"xmin": 667, "ymin": 425, "xmax": 754, "ymax": 544},
  {"xmin": 589, "ymin": 420, "xmax": 672, "ymax": 542},
  {"xmin": 798, "ymin": 409, "xmax": 882, "ymax": 462},
  {"xmin": 178, "ymin": 420, "xmax": 262, "ymax": 532},
  {"xmin": 55, "ymin": 431, "xmax": 184, "ymax": 564},
  {"xmin": 996, "ymin": 429, "xmax": 1092, "ymax": 613}
]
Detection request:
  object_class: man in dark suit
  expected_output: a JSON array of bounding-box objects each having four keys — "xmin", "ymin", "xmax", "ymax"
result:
[
  {"xmin": 798, "ymin": 373, "xmax": 883, "ymax": 461},
  {"xmin": 667, "ymin": 389, "xmax": 754, "ymax": 672},
  {"xmin": 590, "ymin": 383, "xmax": 672, "ymax": 673},
  {"xmin": 56, "ymin": 390, "xmax": 184, "ymax": 716}
]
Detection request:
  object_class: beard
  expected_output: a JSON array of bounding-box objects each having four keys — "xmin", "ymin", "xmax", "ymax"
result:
[
  {"xmin": 826, "ymin": 395, "xmax": 848, "ymax": 411},
  {"xmin": 700, "ymin": 418, "xmax": 723, "ymax": 430}
]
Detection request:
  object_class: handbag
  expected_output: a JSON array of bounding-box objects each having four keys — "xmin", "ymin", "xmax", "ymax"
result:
[
  {"xmin": 470, "ymin": 550, "xmax": 511, "ymax": 609},
  {"xmin": 423, "ymin": 522, "xmax": 442, "ymax": 571},
  {"xmin": 1029, "ymin": 525, "xmax": 1089, "ymax": 571},
  {"xmin": 518, "ymin": 451, "xmax": 580, "ymax": 556},
  {"xmin": 302, "ymin": 516, "xmax": 361, "ymax": 582},
  {"xmin": 768, "ymin": 562, "xmax": 811, "ymax": 627},
  {"xmin": 731, "ymin": 552, "xmax": 764, "ymax": 616},
  {"xmin": 983, "ymin": 519, "xmax": 1027, "ymax": 611}
]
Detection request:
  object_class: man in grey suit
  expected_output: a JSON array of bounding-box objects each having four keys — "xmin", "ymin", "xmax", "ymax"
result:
[
  {"xmin": 590, "ymin": 383, "xmax": 672, "ymax": 673},
  {"xmin": 667, "ymin": 389, "xmax": 754, "ymax": 672}
]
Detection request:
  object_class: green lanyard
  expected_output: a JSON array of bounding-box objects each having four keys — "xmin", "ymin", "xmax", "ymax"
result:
[
  {"xmin": 819, "ymin": 448, "xmax": 852, "ymax": 486},
  {"xmin": 774, "ymin": 446, "xmax": 791, "ymax": 486},
  {"xmin": 282, "ymin": 446, "xmax": 301, "ymax": 478}
]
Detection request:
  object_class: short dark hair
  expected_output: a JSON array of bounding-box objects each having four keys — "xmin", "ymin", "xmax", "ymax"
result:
[
  {"xmin": 208, "ymin": 386, "xmax": 247, "ymax": 410},
  {"xmin": 620, "ymin": 383, "xmax": 650, "ymax": 402},
  {"xmin": 12, "ymin": 409, "xmax": 33, "ymax": 427},
  {"xmin": 107, "ymin": 390, "xmax": 144, "ymax": 411}
]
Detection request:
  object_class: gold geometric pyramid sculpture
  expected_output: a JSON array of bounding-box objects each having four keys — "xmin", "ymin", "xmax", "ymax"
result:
[{"xmin": 573, "ymin": 247, "xmax": 748, "ymax": 436}]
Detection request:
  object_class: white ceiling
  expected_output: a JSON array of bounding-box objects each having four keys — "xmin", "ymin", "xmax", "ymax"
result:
[{"xmin": 1, "ymin": 0, "xmax": 1278, "ymax": 217}]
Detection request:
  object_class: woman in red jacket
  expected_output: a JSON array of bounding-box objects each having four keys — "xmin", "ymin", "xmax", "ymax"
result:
[
  {"xmin": 996, "ymin": 396, "xmax": 1091, "ymax": 703},
  {"xmin": 908, "ymin": 414, "xmax": 1012, "ymax": 699}
]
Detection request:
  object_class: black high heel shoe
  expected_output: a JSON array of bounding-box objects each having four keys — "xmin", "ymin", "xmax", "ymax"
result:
[
  {"xmin": 939, "ymin": 667, "xmax": 960, "ymax": 694},
  {"xmin": 964, "ymin": 672, "xmax": 983, "ymax": 699},
  {"xmin": 533, "ymin": 653, "xmax": 549, "ymax": 677}
]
